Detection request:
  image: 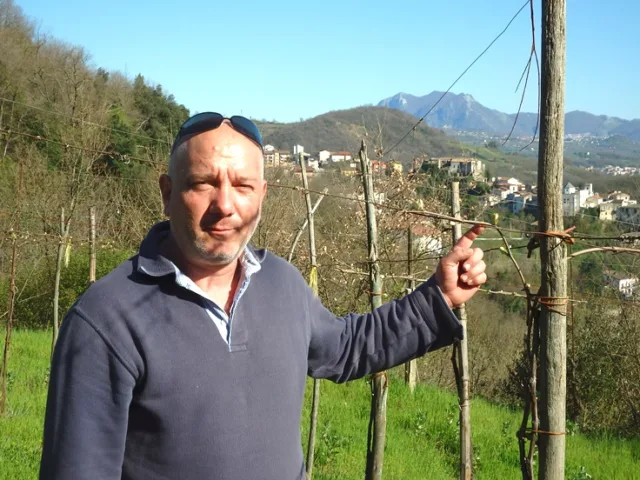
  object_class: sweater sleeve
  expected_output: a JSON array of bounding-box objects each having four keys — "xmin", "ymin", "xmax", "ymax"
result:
[
  {"xmin": 307, "ymin": 275, "xmax": 462, "ymax": 383},
  {"xmin": 40, "ymin": 308, "xmax": 136, "ymax": 480}
]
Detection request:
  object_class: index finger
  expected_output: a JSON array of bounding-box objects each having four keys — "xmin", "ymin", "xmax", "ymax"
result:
[{"xmin": 455, "ymin": 224, "xmax": 485, "ymax": 250}]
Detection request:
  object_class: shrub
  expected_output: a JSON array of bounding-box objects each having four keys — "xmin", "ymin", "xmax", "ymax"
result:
[{"xmin": 10, "ymin": 247, "xmax": 133, "ymax": 329}]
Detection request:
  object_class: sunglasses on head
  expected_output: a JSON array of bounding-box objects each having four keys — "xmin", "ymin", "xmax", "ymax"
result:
[{"xmin": 171, "ymin": 112, "xmax": 264, "ymax": 153}]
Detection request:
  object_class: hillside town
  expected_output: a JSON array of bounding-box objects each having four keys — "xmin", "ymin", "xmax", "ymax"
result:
[
  {"xmin": 584, "ymin": 164, "xmax": 640, "ymax": 176},
  {"xmin": 264, "ymin": 146, "xmax": 640, "ymax": 226},
  {"xmin": 265, "ymin": 147, "xmax": 640, "ymax": 298}
]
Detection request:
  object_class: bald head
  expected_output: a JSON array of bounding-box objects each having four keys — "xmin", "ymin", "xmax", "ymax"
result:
[
  {"xmin": 159, "ymin": 121, "xmax": 268, "ymax": 270},
  {"xmin": 168, "ymin": 122, "xmax": 264, "ymax": 181}
]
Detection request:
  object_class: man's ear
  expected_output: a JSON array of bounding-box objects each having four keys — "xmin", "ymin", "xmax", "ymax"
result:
[
  {"xmin": 260, "ymin": 179, "xmax": 267, "ymax": 201},
  {"xmin": 159, "ymin": 174, "xmax": 172, "ymax": 217}
]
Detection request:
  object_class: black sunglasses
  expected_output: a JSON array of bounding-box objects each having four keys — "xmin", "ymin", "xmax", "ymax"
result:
[{"xmin": 171, "ymin": 112, "xmax": 264, "ymax": 153}]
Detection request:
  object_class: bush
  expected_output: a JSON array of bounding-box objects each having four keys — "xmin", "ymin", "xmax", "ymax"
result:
[
  {"xmin": 498, "ymin": 300, "xmax": 640, "ymax": 437},
  {"xmin": 568, "ymin": 301, "xmax": 640, "ymax": 435},
  {"xmin": 10, "ymin": 247, "xmax": 133, "ymax": 329}
]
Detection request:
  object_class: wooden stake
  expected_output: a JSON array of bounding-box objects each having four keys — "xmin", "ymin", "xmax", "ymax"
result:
[
  {"xmin": 360, "ymin": 140, "xmax": 387, "ymax": 480},
  {"xmin": 451, "ymin": 181, "xmax": 472, "ymax": 480},
  {"xmin": 52, "ymin": 208, "xmax": 65, "ymax": 354},
  {"xmin": 404, "ymin": 225, "xmax": 417, "ymax": 393},
  {"xmin": 89, "ymin": 206, "xmax": 96, "ymax": 284},
  {"xmin": 287, "ymin": 189, "xmax": 327, "ymax": 264},
  {"xmin": 0, "ymin": 235, "xmax": 17, "ymax": 415},
  {"xmin": 1, "ymin": 162, "xmax": 22, "ymax": 415},
  {"xmin": 300, "ymin": 154, "xmax": 321, "ymax": 480},
  {"xmin": 538, "ymin": 1, "xmax": 567, "ymax": 478}
]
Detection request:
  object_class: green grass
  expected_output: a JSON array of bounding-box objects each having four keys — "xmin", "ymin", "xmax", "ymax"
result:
[
  {"xmin": 2, "ymin": 330, "xmax": 640, "ymax": 479},
  {"xmin": 1, "ymin": 330, "xmax": 51, "ymax": 479}
]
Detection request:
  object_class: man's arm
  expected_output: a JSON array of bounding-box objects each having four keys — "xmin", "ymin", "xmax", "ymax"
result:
[
  {"xmin": 306, "ymin": 275, "xmax": 461, "ymax": 383},
  {"xmin": 307, "ymin": 225, "xmax": 486, "ymax": 383},
  {"xmin": 40, "ymin": 309, "xmax": 136, "ymax": 480}
]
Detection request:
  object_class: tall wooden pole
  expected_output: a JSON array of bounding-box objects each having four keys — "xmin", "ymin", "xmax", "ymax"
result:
[
  {"xmin": 451, "ymin": 181, "xmax": 472, "ymax": 480},
  {"xmin": 89, "ymin": 206, "xmax": 96, "ymax": 284},
  {"xmin": 360, "ymin": 140, "xmax": 387, "ymax": 480},
  {"xmin": 538, "ymin": 1, "xmax": 567, "ymax": 478},
  {"xmin": 404, "ymin": 225, "xmax": 417, "ymax": 393},
  {"xmin": 300, "ymin": 154, "xmax": 321, "ymax": 480}
]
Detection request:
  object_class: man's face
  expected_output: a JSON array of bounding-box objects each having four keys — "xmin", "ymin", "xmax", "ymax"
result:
[{"xmin": 160, "ymin": 123, "xmax": 267, "ymax": 268}]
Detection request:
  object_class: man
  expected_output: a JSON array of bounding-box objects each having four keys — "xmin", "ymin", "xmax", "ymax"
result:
[{"xmin": 40, "ymin": 113, "xmax": 487, "ymax": 480}]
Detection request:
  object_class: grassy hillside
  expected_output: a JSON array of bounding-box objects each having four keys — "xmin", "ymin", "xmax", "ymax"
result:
[
  {"xmin": 256, "ymin": 107, "xmax": 464, "ymax": 165},
  {"xmin": 2, "ymin": 330, "xmax": 639, "ymax": 479}
]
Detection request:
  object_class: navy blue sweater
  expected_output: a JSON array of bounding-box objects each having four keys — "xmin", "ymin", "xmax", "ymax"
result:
[{"xmin": 40, "ymin": 222, "xmax": 462, "ymax": 480}]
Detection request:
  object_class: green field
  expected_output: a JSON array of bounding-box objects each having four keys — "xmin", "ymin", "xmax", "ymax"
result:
[{"xmin": 1, "ymin": 330, "xmax": 639, "ymax": 479}]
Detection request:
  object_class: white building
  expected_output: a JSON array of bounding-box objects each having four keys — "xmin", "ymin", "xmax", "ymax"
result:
[
  {"xmin": 604, "ymin": 271, "xmax": 638, "ymax": 299},
  {"xmin": 293, "ymin": 144, "xmax": 305, "ymax": 155},
  {"xmin": 493, "ymin": 177, "xmax": 524, "ymax": 193},
  {"xmin": 330, "ymin": 151, "xmax": 352, "ymax": 162},
  {"xmin": 318, "ymin": 150, "xmax": 331, "ymax": 163},
  {"xmin": 411, "ymin": 224, "xmax": 443, "ymax": 256},
  {"xmin": 563, "ymin": 182, "xmax": 593, "ymax": 216}
]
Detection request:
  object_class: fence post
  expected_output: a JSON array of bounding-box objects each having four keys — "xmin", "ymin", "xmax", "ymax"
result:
[
  {"xmin": 451, "ymin": 180, "xmax": 472, "ymax": 479},
  {"xmin": 89, "ymin": 206, "xmax": 96, "ymax": 284},
  {"xmin": 360, "ymin": 140, "xmax": 388, "ymax": 480},
  {"xmin": 404, "ymin": 225, "xmax": 417, "ymax": 393},
  {"xmin": 299, "ymin": 153, "xmax": 321, "ymax": 480},
  {"xmin": 538, "ymin": 0, "xmax": 568, "ymax": 478}
]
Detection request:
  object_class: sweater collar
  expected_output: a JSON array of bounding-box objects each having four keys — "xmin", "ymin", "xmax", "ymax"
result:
[{"xmin": 136, "ymin": 220, "xmax": 266, "ymax": 278}]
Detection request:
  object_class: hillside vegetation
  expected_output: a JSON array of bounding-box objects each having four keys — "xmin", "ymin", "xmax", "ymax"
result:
[{"xmin": 257, "ymin": 106, "xmax": 462, "ymax": 164}]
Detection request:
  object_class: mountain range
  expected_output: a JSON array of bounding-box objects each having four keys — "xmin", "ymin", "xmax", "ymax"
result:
[{"xmin": 378, "ymin": 92, "xmax": 640, "ymax": 141}]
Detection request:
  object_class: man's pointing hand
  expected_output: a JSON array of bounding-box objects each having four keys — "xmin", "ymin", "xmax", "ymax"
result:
[{"xmin": 436, "ymin": 225, "xmax": 487, "ymax": 308}]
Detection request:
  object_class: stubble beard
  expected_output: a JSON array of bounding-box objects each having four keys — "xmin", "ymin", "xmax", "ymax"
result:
[{"xmin": 192, "ymin": 208, "xmax": 261, "ymax": 266}]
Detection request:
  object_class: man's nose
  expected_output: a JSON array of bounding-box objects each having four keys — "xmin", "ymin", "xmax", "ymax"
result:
[{"xmin": 209, "ymin": 185, "xmax": 234, "ymax": 216}]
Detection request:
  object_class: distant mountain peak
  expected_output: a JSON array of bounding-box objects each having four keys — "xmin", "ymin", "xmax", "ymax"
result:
[{"xmin": 377, "ymin": 91, "xmax": 640, "ymax": 141}]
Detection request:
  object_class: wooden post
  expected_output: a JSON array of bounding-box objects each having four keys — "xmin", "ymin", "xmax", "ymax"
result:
[
  {"xmin": 300, "ymin": 154, "xmax": 321, "ymax": 480},
  {"xmin": 89, "ymin": 206, "xmax": 96, "ymax": 284},
  {"xmin": 451, "ymin": 180, "xmax": 472, "ymax": 480},
  {"xmin": 1, "ymin": 163, "xmax": 22, "ymax": 415},
  {"xmin": 360, "ymin": 140, "xmax": 387, "ymax": 480},
  {"xmin": 287, "ymin": 189, "xmax": 327, "ymax": 264},
  {"xmin": 404, "ymin": 225, "xmax": 417, "ymax": 393},
  {"xmin": 538, "ymin": 1, "xmax": 567, "ymax": 478},
  {"xmin": 52, "ymin": 208, "xmax": 65, "ymax": 354},
  {"xmin": 0, "ymin": 235, "xmax": 18, "ymax": 415}
]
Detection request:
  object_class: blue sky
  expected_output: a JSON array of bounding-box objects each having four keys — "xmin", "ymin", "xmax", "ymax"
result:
[{"xmin": 15, "ymin": 0, "xmax": 639, "ymax": 122}]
